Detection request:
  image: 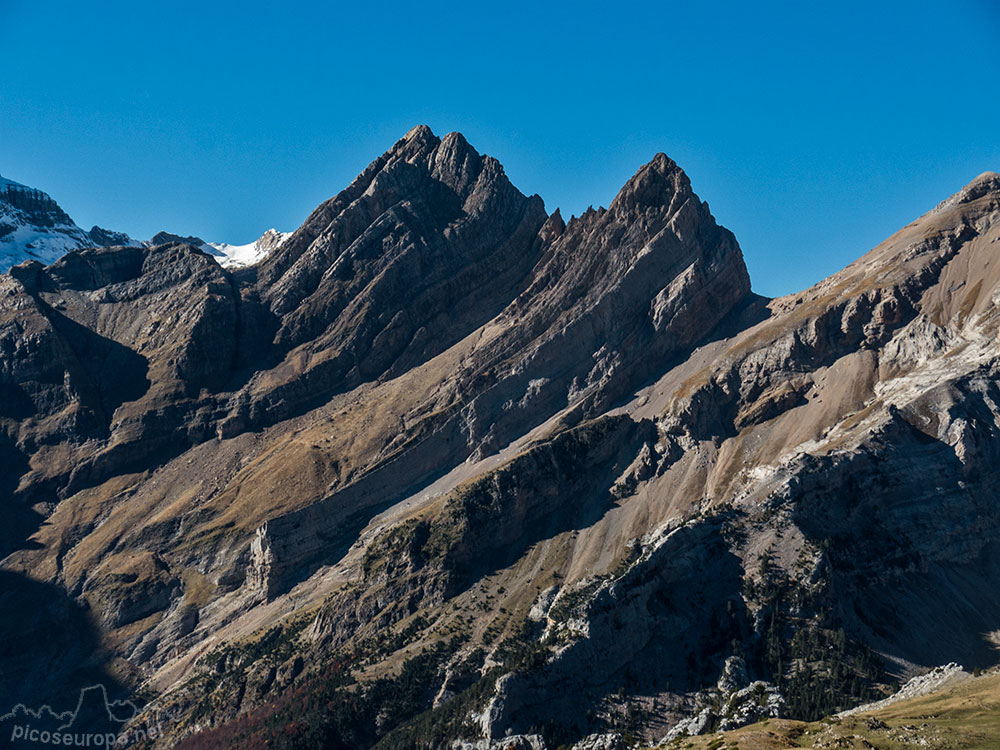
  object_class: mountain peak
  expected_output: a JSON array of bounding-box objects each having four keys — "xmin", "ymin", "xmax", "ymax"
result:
[
  {"xmin": 393, "ymin": 123, "xmax": 441, "ymax": 161},
  {"xmin": 962, "ymin": 170, "xmax": 1000, "ymax": 198},
  {"xmin": 150, "ymin": 230, "xmax": 206, "ymax": 247},
  {"xmin": 402, "ymin": 123, "xmax": 435, "ymax": 142},
  {"xmin": 610, "ymin": 151, "xmax": 692, "ymax": 216},
  {"xmin": 931, "ymin": 170, "xmax": 1000, "ymax": 214}
]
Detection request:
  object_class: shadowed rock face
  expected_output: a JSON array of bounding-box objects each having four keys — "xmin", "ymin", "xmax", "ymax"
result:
[{"xmin": 3, "ymin": 129, "xmax": 999, "ymax": 748}]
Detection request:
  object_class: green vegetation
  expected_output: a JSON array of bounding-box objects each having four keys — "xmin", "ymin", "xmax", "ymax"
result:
[
  {"xmin": 747, "ymin": 547, "xmax": 889, "ymax": 721},
  {"xmin": 178, "ymin": 640, "xmax": 458, "ymax": 750},
  {"xmin": 361, "ymin": 519, "xmax": 431, "ymax": 576},
  {"xmin": 373, "ymin": 668, "xmax": 501, "ymax": 749},
  {"xmin": 779, "ymin": 625, "xmax": 884, "ymax": 719},
  {"xmin": 174, "ymin": 611, "xmax": 559, "ymax": 750}
]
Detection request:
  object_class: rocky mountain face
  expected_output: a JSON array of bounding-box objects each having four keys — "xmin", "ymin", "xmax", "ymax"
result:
[
  {"xmin": 1, "ymin": 128, "xmax": 998, "ymax": 749},
  {"xmin": 0, "ymin": 175, "xmax": 139, "ymax": 271}
]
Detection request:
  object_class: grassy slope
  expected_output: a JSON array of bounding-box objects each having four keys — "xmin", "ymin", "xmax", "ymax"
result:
[{"xmin": 658, "ymin": 670, "xmax": 1000, "ymax": 750}]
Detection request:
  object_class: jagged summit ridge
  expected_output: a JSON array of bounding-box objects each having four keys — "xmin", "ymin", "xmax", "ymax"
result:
[
  {"xmin": 255, "ymin": 125, "xmax": 543, "ymax": 310},
  {"xmin": 0, "ymin": 125, "xmax": 749, "ymax": 527}
]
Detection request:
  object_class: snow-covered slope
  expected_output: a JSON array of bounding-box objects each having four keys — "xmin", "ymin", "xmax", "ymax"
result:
[
  {"xmin": 0, "ymin": 173, "xmax": 139, "ymax": 272},
  {"xmin": 204, "ymin": 228, "xmax": 290, "ymax": 268},
  {"xmin": 150, "ymin": 229, "xmax": 290, "ymax": 268}
]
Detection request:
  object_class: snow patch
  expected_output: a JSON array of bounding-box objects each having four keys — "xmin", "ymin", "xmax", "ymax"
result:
[{"xmin": 205, "ymin": 229, "xmax": 290, "ymax": 268}]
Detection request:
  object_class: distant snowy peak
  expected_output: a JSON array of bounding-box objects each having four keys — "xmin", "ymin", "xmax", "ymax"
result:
[
  {"xmin": 0, "ymin": 173, "xmax": 139, "ymax": 272},
  {"xmin": 149, "ymin": 228, "xmax": 289, "ymax": 268},
  {"xmin": 204, "ymin": 228, "xmax": 290, "ymax": 268},
  {"xmin": 0, "ymin": 171, "xmax": 288, "ymax": 274}
]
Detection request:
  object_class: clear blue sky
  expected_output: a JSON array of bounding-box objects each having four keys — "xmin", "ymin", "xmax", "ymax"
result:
[{"xmin": 1, "ymin": 0, "xmax": 997, "ymax": 296}]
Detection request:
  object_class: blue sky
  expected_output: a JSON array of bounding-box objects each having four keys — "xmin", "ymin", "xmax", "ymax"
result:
[{"xmin": 1, "ymin": 0, "xmax": 997, "ymax": 297}]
